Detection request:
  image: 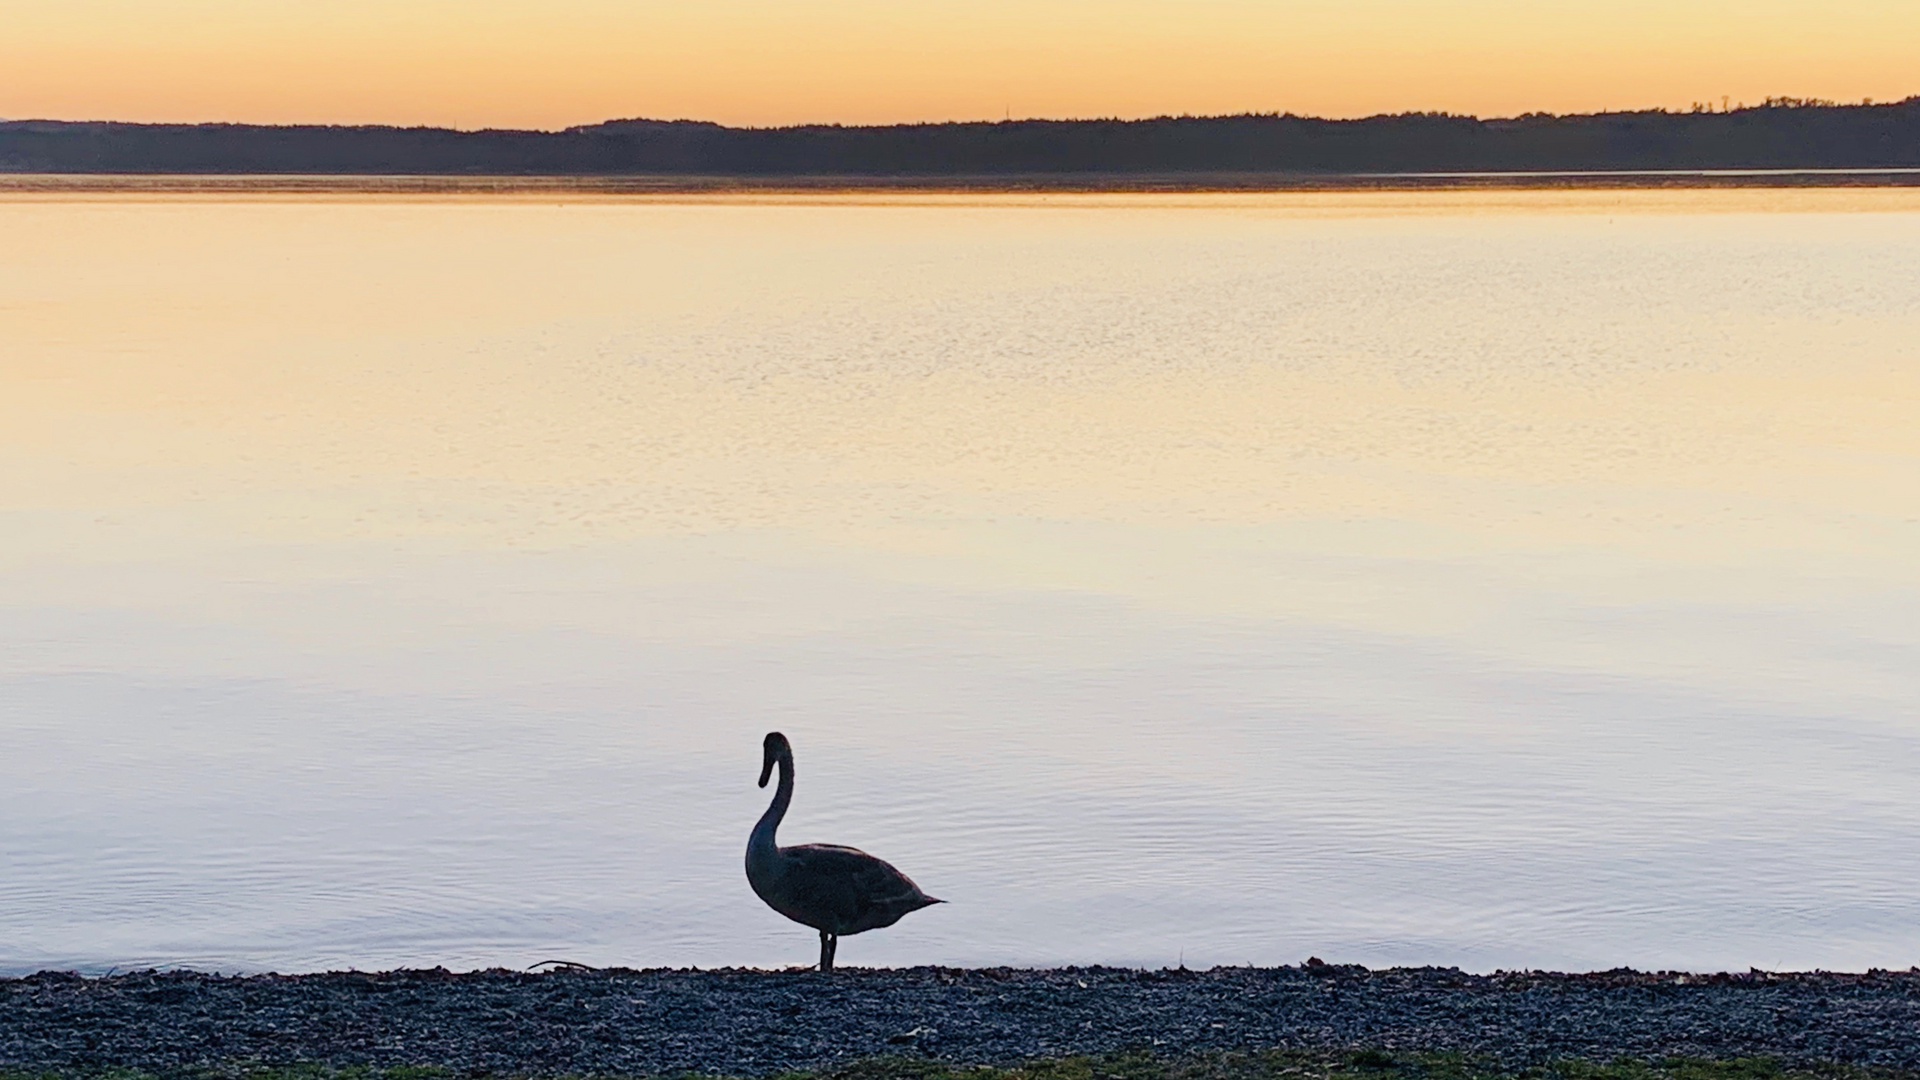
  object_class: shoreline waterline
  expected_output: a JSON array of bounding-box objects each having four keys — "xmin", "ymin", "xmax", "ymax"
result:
[{"xmin": 6, "ymin": 168, "xmax": 1920, "ymax": 200}]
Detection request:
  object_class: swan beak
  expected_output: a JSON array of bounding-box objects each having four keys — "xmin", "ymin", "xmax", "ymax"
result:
[{"xmin": 757, "ymin": 758, "xmax": 774, "ymax": 788}]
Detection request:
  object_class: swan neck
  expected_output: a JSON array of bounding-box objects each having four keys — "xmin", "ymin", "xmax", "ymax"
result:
[{"xmin": 751, "ymin": 749, "xmax": 793, "ymax": 853}]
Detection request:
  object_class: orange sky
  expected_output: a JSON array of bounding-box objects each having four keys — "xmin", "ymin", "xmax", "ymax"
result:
[{"xmin": 4, "ymin": 0, "xmax": 1917, "ymax": 129}]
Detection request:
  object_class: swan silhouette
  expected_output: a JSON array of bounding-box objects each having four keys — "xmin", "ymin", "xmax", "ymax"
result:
[{"xmin": 745, "ymin": 731, "xmax": 942, "ymax": 971}]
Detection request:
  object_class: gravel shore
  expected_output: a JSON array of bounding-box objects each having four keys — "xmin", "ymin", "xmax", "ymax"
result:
[{"xmin": 5, "ymin": 965, "xmax": 1919, "ymax": 1076}]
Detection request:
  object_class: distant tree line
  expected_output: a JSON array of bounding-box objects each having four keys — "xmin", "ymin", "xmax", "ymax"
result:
[{"xmin": 3, "ymin": 99, "xmax": 1918, "ymax": 175}]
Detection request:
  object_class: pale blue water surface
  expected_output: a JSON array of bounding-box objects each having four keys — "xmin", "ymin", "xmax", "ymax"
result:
[{"xmin": 1, "ymin": 187, "xmax": 1917, "ymax": 975}]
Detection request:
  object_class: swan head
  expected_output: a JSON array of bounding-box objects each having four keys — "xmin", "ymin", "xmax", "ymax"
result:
[{"xmin": 759, "ymin": 731, "xmax": 790, "ymax": 788}]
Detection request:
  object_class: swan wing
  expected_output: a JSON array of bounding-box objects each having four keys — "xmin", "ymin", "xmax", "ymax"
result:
[{"xmin": 779, "ymin": 843, "xmax": 941, "ymax": 934}]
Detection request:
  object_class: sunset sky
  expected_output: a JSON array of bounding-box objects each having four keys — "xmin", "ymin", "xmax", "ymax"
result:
[{"xmin": 5, "ymin": 0, "xmax": 1917, "ymax": 130}]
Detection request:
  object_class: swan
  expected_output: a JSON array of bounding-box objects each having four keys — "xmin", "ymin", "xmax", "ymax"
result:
[{"xmin": 745, "ymin": 731, "xmax": 942, "ymax": 971}]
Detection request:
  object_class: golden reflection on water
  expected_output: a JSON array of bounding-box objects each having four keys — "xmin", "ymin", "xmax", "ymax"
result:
[{"xmin": 4, "ymin": 188, "xmax": 1916, "ymax": 583}]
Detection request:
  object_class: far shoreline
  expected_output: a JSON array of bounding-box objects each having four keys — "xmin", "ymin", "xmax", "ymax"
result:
[{"xmin": 6, "ymin": 167, "xmax": 1920, "ymax": 198}]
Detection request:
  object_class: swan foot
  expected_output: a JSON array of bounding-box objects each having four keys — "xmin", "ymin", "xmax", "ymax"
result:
[{"xmin": 819, "ymin": 930, "xmax": 837, "ymax": 972}]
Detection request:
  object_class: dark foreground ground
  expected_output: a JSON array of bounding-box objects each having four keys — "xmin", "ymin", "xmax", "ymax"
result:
[{"xmin": 4, "ymin": 966, "xmax": 1918, "ymax": 1078}]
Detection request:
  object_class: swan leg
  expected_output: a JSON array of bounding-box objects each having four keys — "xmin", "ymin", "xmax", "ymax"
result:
[{"xmin": 819, "ymin": 930, "xmax": 836, "ymax": 972}]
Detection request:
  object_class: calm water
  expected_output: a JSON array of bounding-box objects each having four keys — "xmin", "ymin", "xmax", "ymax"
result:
[{"xmin": 2, "ymin": 187, "xmax": 1917, "ymax": 975}]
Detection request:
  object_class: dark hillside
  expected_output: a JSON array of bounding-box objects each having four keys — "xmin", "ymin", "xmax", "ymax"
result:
[{"xmin": 3, "ymin": 99, "xmax": 1918, "ymax": 176}]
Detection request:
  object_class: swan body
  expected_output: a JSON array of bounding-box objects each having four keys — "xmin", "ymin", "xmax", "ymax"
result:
[{"xmin": 746, "ymin": 731, "xmax": 942, "ymax": 971}]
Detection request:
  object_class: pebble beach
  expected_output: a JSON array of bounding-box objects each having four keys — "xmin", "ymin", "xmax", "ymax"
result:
[{"xmin": 6, "ymin": 965, "xmax": 1919, "ymax": 1076}]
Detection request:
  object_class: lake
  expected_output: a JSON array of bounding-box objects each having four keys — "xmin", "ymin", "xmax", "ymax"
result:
[{"xmin": 2, "ymin": 185, "xmax": 1917, "ymax": 976}]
